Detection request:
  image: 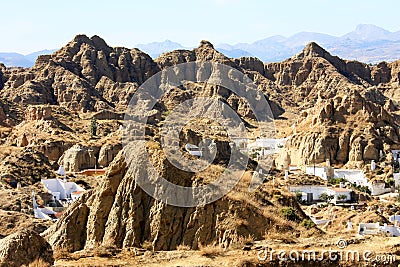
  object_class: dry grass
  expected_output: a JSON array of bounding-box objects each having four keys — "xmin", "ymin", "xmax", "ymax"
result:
[
  {"xmin": 27, "ymin": 258, "xmax": 51, "ymax": 267},
  {"xmin": 176, "ymin": 244, "xmax": 191, "ymax": 251},
  {"xmin": 53, "ymin": 247, "xmax": 74, "ymax": 260},
  {"xmin": 230, "ymin": 234, "xmax": 255, "ymax": 250},
  {"xmin": 198, "ymin": 244, "xmax": 224, "ymax": 258}
]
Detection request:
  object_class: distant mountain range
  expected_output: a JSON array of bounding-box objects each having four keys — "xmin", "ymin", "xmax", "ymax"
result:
[
  {"xmin": 0, "ymin": 49, "xmax": 56, "ymax": 68},
  {"xmin": 1, "ymin": 24, "xmax": 400, "ymax": 67},
  {"xmin": 137, "ymin": 24, "xmax": 400, "ymax": 63}
]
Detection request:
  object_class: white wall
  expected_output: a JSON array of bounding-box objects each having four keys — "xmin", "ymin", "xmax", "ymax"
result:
[
  {"xmin": 289, "ymin": 185, "xmax": 328, "ymax": 201},
  {"xmin": 305, "ymin": 166, "xmax": 328, "ymax": 180},
  {"xmin": 334, "ymin": 169, "xmax": 368, "ymax": 186},
  {"xmin": 42, "ymin": 179, "xmax": 85, "ymax": 200},
  {"xmin": 394, "ymin": 173, "xmax": 400, "ymax": 189},
  {"xmin": 326, "ymin": 189, "xmax": 352, "ymax": 203},
  {"xmin": 369, "ymin": 182, "xmax": 391, "ymax": 196}
]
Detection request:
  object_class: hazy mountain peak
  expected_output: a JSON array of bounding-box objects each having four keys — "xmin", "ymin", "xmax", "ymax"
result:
[{"xmin": 342, "ymin": 24, "xmax": 393, "ymax": 41}]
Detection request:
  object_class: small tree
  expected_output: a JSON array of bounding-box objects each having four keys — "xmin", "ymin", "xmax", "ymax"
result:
[
  {"xmin": 295, "ymin": 191, "xmax": 303, "ymax": 203},
  {"xmin": 90, "ymin": 117, "xmax": 97, "ymax": 137},
  {"xmin": 337, "ymin": 194, "xmax": 348, "ymax": 203},
  {"xmin": 319, "ymin": 192, "xmax": 334, "ymax": 204}
]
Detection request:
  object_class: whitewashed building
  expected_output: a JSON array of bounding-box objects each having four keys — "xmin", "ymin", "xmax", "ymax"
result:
[
  {"xmin": 289, "ymin": 185, "xmax": 353, "ymax": 204},
  {"xmin": 305, "ymin": 166, "xmax": 330, "ymax": 180},
  {"xmin": 326, "ymin": 188, "xmax": 353, "ymax": 204},
  {"xmin": 247, "ymin": 138, "xmax": 289, "ymax": 155},
  {"xmin": 369, "ymin": 180, "xmax": 391, "ymax": 196},
  {"xmin": 41, "ymin": 178, "xmax": 85, "ymax": 201},
  {"xmin": 358, "ymin": 223, "xmax": 400, "ymax": 237},
  {"xmin": 334, "ymin": 169, "xmax": 368, "ymax": 186},
  {"xmin": 289, "ymin": 185, "xmax": 328, "ymax": 203}
]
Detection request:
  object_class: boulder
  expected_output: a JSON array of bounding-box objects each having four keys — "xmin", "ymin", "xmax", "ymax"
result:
[
  {"xmin": 98, "ymin": 143, "xmax": 122, "ymax": 167},
  {"xmin": 24, "ymin": 105, "xmax": 52, "ymax": 121},
  {"xmin": 0, "ymin": 230, "xmax": 54, "ymax": 267},
  {"xmin": 58, "ymin": 144, "xmax": 99, "ymax": 172}
]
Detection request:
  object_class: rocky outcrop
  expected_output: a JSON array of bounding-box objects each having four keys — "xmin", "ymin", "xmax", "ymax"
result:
[
  {"xmin": 92, "ymin": 108, "xmax": 124, "ymax": 120},
  {"xmin": 0, "ymin": 149, "xmax": 56, "ymax": 186},
  {"xmin": 0, "ymin": 35, "xmax": 160, "ymax": 111},
  {"xmin": 36, "ymin": 140, "xmax": 72, "ymax": 162},
  {"xmin": 155, "ymin": 40, "xmax": 235, "ymax": 69},
  {"xmin": 98, "ymin": 142, "xmax": 122, "ymax": 167},
  {"xmin": 95, "ymin": 76, "xmax": 139, "ymax": 109},
  {"xmin": 282, "ymin": 89, "xmax": 396, "ymax": 166},
  {"xmin": 0, "ymin": 64, "xmax": 4, "ymax": 89},
  {"xmin": 24, "ymin": 105, "xmax": 52, "ymax": 121},
  {"xmin": 45, "ymin": 143, "xmax": 308, "ymax": 252},
  {"xmin": 58, "ymin": 144, "xmax": 99, "ymax": 172},
  {"xmin": 0, "ymin": 230, "xmax": 54, "ymax": 267},
  {"xmin": 0, "ymin": 105, "xmax": 5, "ymax": 125},
  {"xmin": 234, "ymin": 57, "xmax": 265, "ymax": 75},
  {"xmin": 18, "ymin": 133, "xmax": 29, "ymax": 147}
]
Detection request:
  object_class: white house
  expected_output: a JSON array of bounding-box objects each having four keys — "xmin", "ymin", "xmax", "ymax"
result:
[
  {"xmin": 334, "ymin": 169, "xmax": 368, "ymax": 186},
  {"xmin": 247, "ymin": 138, "xmax": 289, "ymax": 155},
  {"xmin": 389, "ymin": 215, "xmax": 400, "ymax": 227},
  {"xmin": 41, "ymin": 178, "xmax": 85, "ymax": 201},
  {"xmin": 326, "ymin": 188, "xmax": 353, "ymax": 204},
  {"xmin": 394, "ymin": 173, "xmax": 400, "ymax": 189},
  {"xmin": 369, "ymin": 180, "xmax": 391, "ymax": 196},
  {"xmin": 392, "ymin": 150, "xmax": 400, "ymax": 161},
  {"xmin": 289, "ymin": 185, "xmax": 353, "ymax": 204},
  {"xmin": 185, "ymin": 143, "xmax": 202, "ymax": 157},
  {"xmin": 32, "ymin": 191, "xmax": 60, "ymax": 221},
  {"xmin": 305, "ymin": 166, "xmax": 329, "ymax": 180},
  {"xmin": 288, "ymin": 185, "xmax": 329, "ymax": 203},
  {"xmin": 358, "ymin": 223, "xmax": 400, "ymax": 237}
]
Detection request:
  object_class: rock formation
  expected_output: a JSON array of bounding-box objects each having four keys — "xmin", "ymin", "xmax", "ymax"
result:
[
  {"xmin": 281, "ymin": 88, "xmax": 398, "ymax": 167},
  {"xmin": 0, "ymin": 35, "xmax": 160, "ymax": 111},
  {"xmin": 98, "ymin": 142, "xmax": 122, "ymax": 167},
  {"xmin": 24, "ymin": 105, "xmax": 52, "ymax": 121},
  {"xmin": 0, "ymin": 229, "xmax": 54, "ymax": 267},
  {"xmin": 0, "ymin": 149, "xmax": 56, "ymax": 186},
  {"xmin": 58, "ymin": 144, "xmax": 99, "ymax": 172},
  {"xmin": 44, "ymin": 143, "xmax": 308, "ymax": 252}
]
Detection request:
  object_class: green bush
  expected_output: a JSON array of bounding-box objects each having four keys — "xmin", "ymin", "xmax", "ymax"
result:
[
  {"xmin": 280, "ymin": 207, "xmax": 299, "ymax": 221},
  {"xmin": 328, "ymin": 177, "xmax": 345, "ymax": 185},
  {"xmin": 301, "ymin": 219, "xmax": 315, "ymax": 230}
]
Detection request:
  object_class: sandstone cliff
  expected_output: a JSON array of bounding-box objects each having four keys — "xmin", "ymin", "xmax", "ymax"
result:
[
  {"xmin": 44, "ymin": 142, "xmax": 311, "ymax": 252},
  {"xmin": 280, "ymin": 88, "xmax": 398, "ymax": 167},
  {"xmin": 0, "ymin": 229, "xmax": 54, "ymax": 267}
]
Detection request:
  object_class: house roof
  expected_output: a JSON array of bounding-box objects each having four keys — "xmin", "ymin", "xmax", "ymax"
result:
[
  {"xmin": 72, "ymin": 191, "xmax": 84, "ymax": 195},
  {"xmin": 328, "ymin": 187, "xmax": 353, "ymax": 193}
]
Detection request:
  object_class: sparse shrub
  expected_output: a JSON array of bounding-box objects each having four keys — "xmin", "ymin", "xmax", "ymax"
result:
[
  {"xmin": 177, "ymin": 244, "xmax": 191, "ymax": 251},
  {"xmin": 301, "ymin": 219, "xmax": 316, "ymax": 230},
  {"xmin": 93, "ymin": 244, "xmax": 119, "ymax": 257},
  {"xmin": 319, "ymin": 192, "xmax": 334, "ymax": 204},
  {"xmin": 142, "ymin": 240, "xmax": 153, "ymax": 251},
  {"xmin": 295, "ymin": 191, "xmax": 303, "ymax": 202},
  {"xmin": 230, "ymin": 235, "xmax": 255, "ymax": 249},
  {"xmin": 199, "ymin": 244, "xmax": 224, "ymax": 258},
  {"xmin": 279, "ymin": 207, "xmax": 299, "ymax": 221},
  {"xmin": 328, "ymin": 177, "xmax": 345, "ymax": 185},
  {"xmin": 337, "ymin": 194, "xmax": 348, "ymax": 202},
  {"xmin": 90, "ymin": 116, "xmax": 97, "ymax": 137}
]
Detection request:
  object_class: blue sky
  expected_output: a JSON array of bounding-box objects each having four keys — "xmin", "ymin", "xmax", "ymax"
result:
[{"xmin": 1, "ymin": 0, "xmax": 400, "ymax": 54}]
